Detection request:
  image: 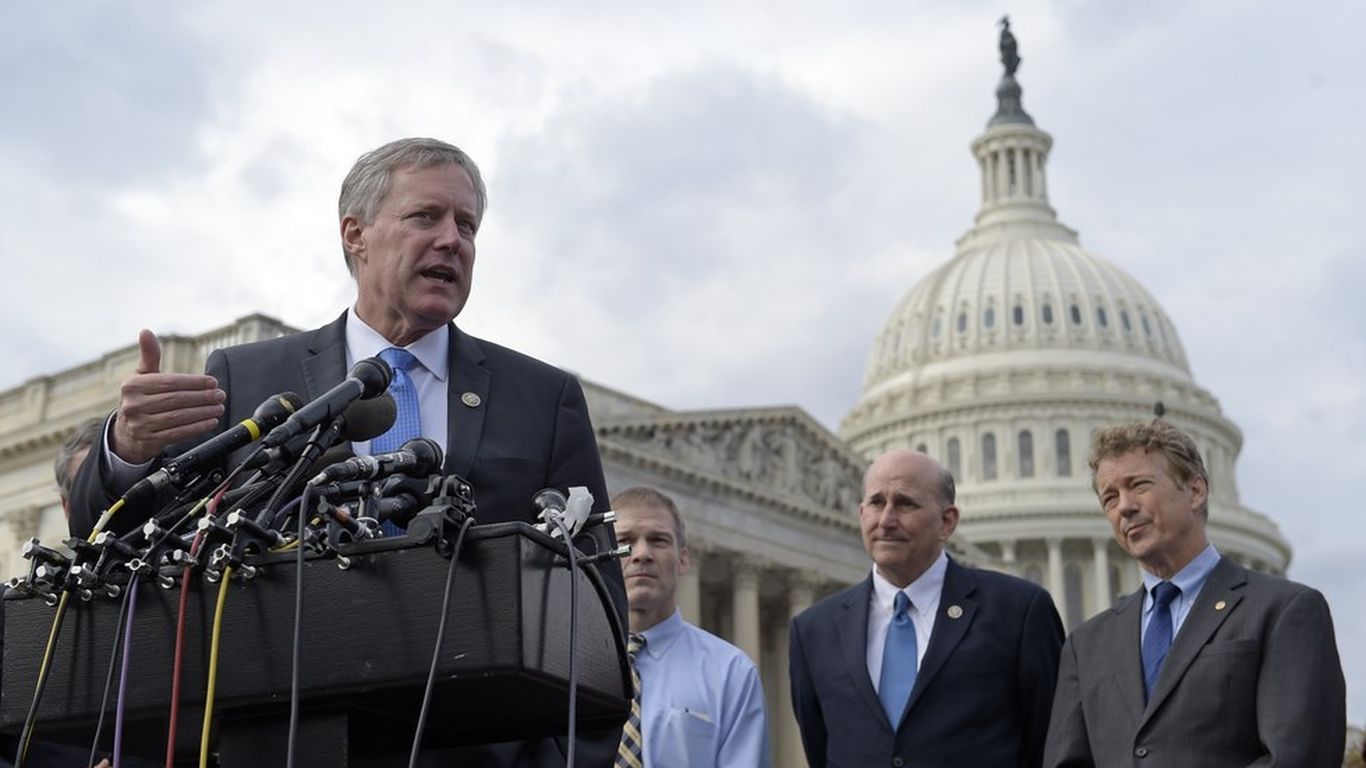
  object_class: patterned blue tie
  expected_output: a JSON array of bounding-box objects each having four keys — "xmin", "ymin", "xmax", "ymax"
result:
[
  {"xmin": 1141, "ymin": 581, "xmax": 1180, "ymax": 701},
  {"xmin": 878, "ymin": 591, "xmax": 919, "ymax": 727},
  {"xmin": 373, "ymin": 347, "xmax": 421, "ymax": 535}
]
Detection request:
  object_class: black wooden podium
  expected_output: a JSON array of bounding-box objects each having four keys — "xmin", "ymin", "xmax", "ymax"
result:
[{"xmin": 0, "ymin": 522, "xmax": 630, "ymax": 766}]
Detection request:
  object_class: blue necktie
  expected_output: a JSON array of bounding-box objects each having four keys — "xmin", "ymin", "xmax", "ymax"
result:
[
  {"xmin": 373, "ymin": 347, "xmax": 420, "ymax": 535},
  {"xmin": 878, "ymin": 591, "xmax": 919, "ymax": 727},
  {"xmin": 1141, "ymin": 581, "xmax": 1180, "ymax": 701}
]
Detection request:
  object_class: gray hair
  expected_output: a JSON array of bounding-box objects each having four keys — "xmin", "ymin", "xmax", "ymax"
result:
[
  {"xmin": 337, "ymin": 137, "xmax": 488, "ymax": 274},
  {"xmin": 54, "ymin": 417, "xmax": 104, "ymax": 500}
]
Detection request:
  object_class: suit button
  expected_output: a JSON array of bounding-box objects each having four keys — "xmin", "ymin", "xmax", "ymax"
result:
[
  {"xmin": 892, "ymin": 759, "xmax": 904, "ymax": 767},
  {"xmin": 1135, "ymin": 747, "xmax": 1149, "ymax": 758}
]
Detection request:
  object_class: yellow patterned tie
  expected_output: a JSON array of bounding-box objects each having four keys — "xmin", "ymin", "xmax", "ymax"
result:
[{"xmin": 615, "ymin": 633, "xmax": 646, "ymax": 768}]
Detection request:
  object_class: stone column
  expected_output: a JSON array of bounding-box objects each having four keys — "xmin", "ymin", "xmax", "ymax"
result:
[
  {"xmin": 678, "ymin": 545, "xmax": 703, "ymax": 625},
  {"xmin": 999, "ymin": 539, "xmax": 1018, "ymax": 578},
  {"xmin": 1092, "ymin": 538, "xmax": 1111, "ymax": 613},
  {"xmin": 732, "ymin": 558, "xmax": 762, "ymax": 664},
  {"xmin": 1046, "ymin": 537, "xmax": 1065, "ymax": 626},
  {"xmin": 777, "ymin": 574, "xmax": 818, "ymax": 768}
]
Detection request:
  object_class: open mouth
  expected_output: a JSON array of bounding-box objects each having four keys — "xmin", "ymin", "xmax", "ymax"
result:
[{"xmin": 420, "ymin": 266, "xmax": 457, "ymax": 284}]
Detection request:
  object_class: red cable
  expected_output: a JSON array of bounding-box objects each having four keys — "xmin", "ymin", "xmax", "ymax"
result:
[{"xmin": 164, "ymin": 486, "xmax": 228, "ymax": 768}]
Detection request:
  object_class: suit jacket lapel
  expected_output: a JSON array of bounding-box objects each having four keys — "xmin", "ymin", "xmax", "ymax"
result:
[
  {"xmin": 1142, "ymin": 557, "xmax": 1245, "ymax": 723},
  {"xmin": 445, "ymin": 325, "xmax": 489, "ymax": 478},
  {"xmin": 904, "ymin": 558, "xmax": 977, "ymax": 720},
  {"xmin": 1107, "ymin": 588, "xmax": 1147, "ymax": 725},
  {"xmin": 835, "ymin": 577, "xmax": 888, "ymax": 729},
  {"xmin": 301, "ymin": 313, "xmax": 349, "ymax": 401}
]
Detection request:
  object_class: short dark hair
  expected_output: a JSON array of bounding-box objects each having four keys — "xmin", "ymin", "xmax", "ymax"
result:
[
  {"xmin": 611, "ymin": 486, "xmax": 687, "ymax": 549},
  {"xmin": 1089, "ymin": 419, "xmax": 1210, "ymax": 518},
  {"xmin": 54, "ymin": 416, "xmax": 104, "ymax": 500}
]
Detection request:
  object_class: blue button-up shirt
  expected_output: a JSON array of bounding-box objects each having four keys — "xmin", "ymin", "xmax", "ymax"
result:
[
  {"xmin": 1141, "ymin": 543, "xmax": 1221, "ymax": 641},
  {"xmin": 636, "ymin": 610, "xmax": 772, "ymax": 767}
]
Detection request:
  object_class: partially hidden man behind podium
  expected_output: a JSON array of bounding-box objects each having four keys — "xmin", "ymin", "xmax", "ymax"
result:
[
  {"xmin": 67, "ymin": 137, "xmax": 627, "ymax": 767},
  {"xmin": 789, "ymin": 449, "xmax": 1064, "ymax": 768},
  {"xmin": 611, "ymin": 487, "xmax": 771, "ymax": 768},
  {"xmin": 1042, "ymin": 420, "xmax": 1346, "ymax": 767}
]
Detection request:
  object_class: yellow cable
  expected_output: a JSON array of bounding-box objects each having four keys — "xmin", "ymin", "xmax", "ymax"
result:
[
  {"xmin": 89, "ymin": 497, "xmax": 126, "ymax": 541},
  {"xmin": 17, "ymin": 591, "xmax": 70, "ymax": 764},
  {"xmin": 199, "ymin": 566, "xmax": 233, "ymax": 768}
]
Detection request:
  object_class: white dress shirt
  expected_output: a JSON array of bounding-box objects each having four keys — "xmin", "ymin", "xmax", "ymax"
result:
[
  {"xmin": 344, "ymin": 307, "xmax": 449, "ymax": 455},
  {"xmin": 866, "ymin": 549, "xmax": 947, "ymax": 692}
]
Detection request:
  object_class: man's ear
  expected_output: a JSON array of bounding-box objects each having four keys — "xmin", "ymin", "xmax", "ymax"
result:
[
  {"xmin": 340, "ymin": 215, "xmax": 366, "ymax": 264},
  {"xmin": 678, "ymin": 544, "xmax": 691, "ymax": 575},
  {"xmin": 940, "ymin": 504, "xmax": 960, "ymax": 541},
  {"xmin": 1189, "ymin": 474, "xmax": 1209, "ymax": 511}
]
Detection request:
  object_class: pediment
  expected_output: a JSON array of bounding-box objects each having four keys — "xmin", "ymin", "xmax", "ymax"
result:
[{"xmin": 595, "ymin": 406, "xmax": 866, "ymax": 526}]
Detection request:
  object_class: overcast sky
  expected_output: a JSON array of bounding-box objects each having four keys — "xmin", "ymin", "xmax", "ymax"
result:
[{"xmin": 3, "ymin": 1, "xmax": 1362, "ymax": 724}]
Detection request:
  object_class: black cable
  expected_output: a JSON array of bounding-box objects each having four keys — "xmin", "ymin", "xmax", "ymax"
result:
[
  {"xmin": 285, "ymin": 483, "xmax": 312, "ymax": 768},
  {"xmin": 83, "ymin": 574, "xmax": 135, "ymax": 768},
  {"xmin": 407, "ymin": 515, "xmax": 474, "ymax": 768},
  {"xmin": 549, "ymin": 516, "xmax": 581, "ymax": 768}
]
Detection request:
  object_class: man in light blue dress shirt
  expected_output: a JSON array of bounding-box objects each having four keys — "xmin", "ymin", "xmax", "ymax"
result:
[{"xmin": 612, "ymin": 487, "xmax": 771, "ymax": 768}]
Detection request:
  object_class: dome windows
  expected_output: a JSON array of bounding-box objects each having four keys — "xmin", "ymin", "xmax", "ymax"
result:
[
  {"xmin": 957, "ymin": 312, "xmax": 968, "ymax": 333},
  {"xmin": 1096, "ymin": 306, "xmax": 1108, "ymax": 328},
  {"xmin": 947, "ymin": 438, "xmax": 962, "ymax": 479},
  {"xmin": 1141, "ymin": 311, "xmax": 1152, "ymax": 336},
  {"xmin": 984, "ymin": 306, "xmax": 996, "ymax": 329},
  {"xmin": 932, "ymin": 316, "xmax": 942, "ymax": 337},
  {"xmin": 982, "ymin": 432, "xmax": 998, "ymax": 481},
  {"xmin": 1055, "ymin": 429, "xmax": 1072, "ymax": 476},
  {"xmin": 1120, "ymin": 310, "xmax": 1132, "ymax": 333},
  {"xmin": 1042, "ymin": 303, "xmax": 1054, "ymax": 324},
  {"xmin": 1018, "ymin": 430, "xmax": 1035, "ymax": 478},
  {"xmin": 1070, "ymin": 304, "xmax": 1083, "ymax": 326},
  {"xmin": 1013, "ymin": 305, "xmax": 1025, "ymax": 326}
]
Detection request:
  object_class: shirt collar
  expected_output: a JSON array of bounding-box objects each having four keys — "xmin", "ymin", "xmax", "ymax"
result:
[
  {"xmin": 1141, "ymin": 543, "xmax": 1220, "ymax": 597},
  {"xmin": 345, "ymin": 306, "xmax": 450, "ymax": 382},
  {"xmin": 870, "ymin": 549, "xmax": 948, "ymax": 619},
  {"xmin": 638, "ymin": 608, "xmax": 686, "ymax": 660}
]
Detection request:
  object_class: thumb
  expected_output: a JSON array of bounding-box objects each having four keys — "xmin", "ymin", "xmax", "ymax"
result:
[{"xmin": 136, "ymin": 328, "xmax": 162, "ymax": 374}]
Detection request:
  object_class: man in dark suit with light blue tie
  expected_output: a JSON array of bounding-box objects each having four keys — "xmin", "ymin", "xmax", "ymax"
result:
[
  {"xmin": 68, "ymin": 138, "xmax": 626, "ymax": 766},
  {"xmin": 789, "ymin": 449, "xmax": 1064, "ymax": 768},
  {"xmin": 1043, "ymin": 420, "xmax": 1346, "ymax": 767}
]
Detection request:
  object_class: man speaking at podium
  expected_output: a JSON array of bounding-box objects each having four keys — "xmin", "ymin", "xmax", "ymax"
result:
[{"xmin": 68, "ymin": 137, "xmax": 626, "ymax": 766}]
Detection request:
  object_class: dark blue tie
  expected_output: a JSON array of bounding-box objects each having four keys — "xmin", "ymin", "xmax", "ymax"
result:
[
  {"xmin": 373, "ymin": 347, "xmax": 420, "ymax": 536},
  {"xmin": 1141, "ymin": 581, "xmax": 1180, "ymax": 701},
  {"xmin": 878, "ymin": 591, "xmax": 919, "ymax": 727}
]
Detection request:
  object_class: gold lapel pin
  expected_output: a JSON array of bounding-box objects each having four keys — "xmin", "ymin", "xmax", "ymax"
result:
[
  {"xmin": 461, "ymin": 392, "xmax": 482, "ymax": 408},
  {"xmin": 947, "ymin": 605, "xmax": 963, "ymax": 619},
  {"xmin": 1214, "ymin": 600, "xmax": 1227, "ymax": 611}
]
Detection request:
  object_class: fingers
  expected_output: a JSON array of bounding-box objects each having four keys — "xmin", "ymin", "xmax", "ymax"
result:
[
  {"xmin": 111, "ymin": 330, "xmax": 227, "ymax": 464},
  {"xmin": 136, "ymin": 328, "xmax": 161, "ymax": 375}
]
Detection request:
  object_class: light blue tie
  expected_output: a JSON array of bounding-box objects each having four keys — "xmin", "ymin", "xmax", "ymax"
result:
[
  {"xmin": 878, "ymin": 591, "xmax": 919, "ymax": 727},
  {"xmin": 373, "ymin": 347, "xmax": 421, "ymax": 535},
  {"xmin": 1141, "ymin": 581, "xmax": 1180, "ymax": 701}
]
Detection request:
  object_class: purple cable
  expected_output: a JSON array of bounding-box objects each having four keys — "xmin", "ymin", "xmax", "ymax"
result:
[{"xmin": 113, "ymin": 574, "xmax": 139, "ymax": 767}]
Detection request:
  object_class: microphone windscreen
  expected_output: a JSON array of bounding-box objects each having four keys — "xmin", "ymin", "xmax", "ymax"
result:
[{"xmin": 341, "ymin": 391, "xmax": 397, "ymax": 441}]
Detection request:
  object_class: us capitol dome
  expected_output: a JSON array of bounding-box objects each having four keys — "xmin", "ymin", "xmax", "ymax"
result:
[{"xmin": 839, "ymin": 21, "xmax": 1290, "ymax": 629}]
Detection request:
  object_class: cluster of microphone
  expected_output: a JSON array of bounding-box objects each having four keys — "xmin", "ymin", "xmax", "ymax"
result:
[{"xmin": 9, "ymin": 357, "xmax": 475, "ymax": 604}]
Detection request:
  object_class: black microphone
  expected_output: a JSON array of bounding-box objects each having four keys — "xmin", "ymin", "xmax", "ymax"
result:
[
  {"xmin": 261, "ymin": 358, "xmax": 391, "ymax": 449},
  {"xmin": 308, "ymin": 438, "xmax": 444, "ymax": 485},
  {"xmin": 239, "ymin": 392, "xmax": 397, "ymax": 474},
  {"xmin": 125, "ymin": 392, "xmax": 304, "ymax": 501}
]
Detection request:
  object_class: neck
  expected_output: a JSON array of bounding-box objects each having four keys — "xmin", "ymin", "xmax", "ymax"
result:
[
  {"xmin": 1142, "ymin": 538, "xmax": 1208, "ymax": 581},
  {"xmin": 628, "ymin": 604, "xmax": 675, "ymax": 634}
]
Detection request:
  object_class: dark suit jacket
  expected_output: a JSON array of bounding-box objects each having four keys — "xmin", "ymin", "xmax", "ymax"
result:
[
  {"xmin": 789, "ymin": 558, "xmax": 1064, "ymax": 768},
  {"xmin": 1043, "ymin": 557, "xmax": 1346, "ymax": 768},
  {"xmin": 69, "ymin": 313, "xmax": 626, "ymax": 767}
]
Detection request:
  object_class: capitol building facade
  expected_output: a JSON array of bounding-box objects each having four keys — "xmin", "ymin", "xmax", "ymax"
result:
[{"xmin": 0, "ymin": 37, "xmax": 1290, "ymax": 768}]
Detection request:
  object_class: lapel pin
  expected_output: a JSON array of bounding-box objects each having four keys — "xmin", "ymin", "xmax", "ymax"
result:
[
  {"xmin": 1214, "ymin": 600, "xmax": 1227, "ymax": 611},
  {"xmin": 461, "ymin": 392, "xmax": 482, "ymax": 408},
  {"xmin": 947, "ymin": 605, "xmax": 963, "ymax": 619}
]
